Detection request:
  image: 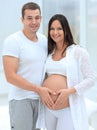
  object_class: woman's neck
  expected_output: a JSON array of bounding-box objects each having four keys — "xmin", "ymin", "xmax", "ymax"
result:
[{"xmin": 55, "ymin": 43, "xmax": 67, "ymax": 52}]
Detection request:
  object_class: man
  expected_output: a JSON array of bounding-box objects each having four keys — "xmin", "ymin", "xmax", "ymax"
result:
[{"xmin": 2, "ymin": 2, "xmax": 54, "ymax": 130}]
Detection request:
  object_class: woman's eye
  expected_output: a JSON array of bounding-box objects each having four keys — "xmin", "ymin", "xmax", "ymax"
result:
[
  {"xmin": 50, "ymin": 28, "xmax": 55, "ymax": 30},
  {"xmin": 50, "ymin": 27, "xmax": 63, "ymax": 31},
  {"xmin": 57, "ymin": 27, "xmax": 63, "ymax": 30}
]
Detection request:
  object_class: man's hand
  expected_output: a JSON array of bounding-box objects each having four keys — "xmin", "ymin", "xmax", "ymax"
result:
[{"xmin": 38, "ymin": 87, "xmax": 56, "ymax": 109}]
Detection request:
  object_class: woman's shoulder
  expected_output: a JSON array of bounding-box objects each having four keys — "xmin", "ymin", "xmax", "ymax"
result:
[
  {"xmin": 68, "ymin": 44, "xmax": 89, "ymax": 59},
  {"xmin": 70, "ymin": 44, "xmax": 88, "ymax": 53}
]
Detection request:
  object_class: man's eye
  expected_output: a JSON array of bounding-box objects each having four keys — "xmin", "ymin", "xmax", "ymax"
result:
[
  {"xmin": 27, "ymin": 17, "xmax": 32, "ymax": 20},
  {"xmin": 35, "ymin": 17, "xmax": 40, "ymax": 20},
  {"xmin": 26, "ymin": 16, "xmax": 40, "ymax": 20}
]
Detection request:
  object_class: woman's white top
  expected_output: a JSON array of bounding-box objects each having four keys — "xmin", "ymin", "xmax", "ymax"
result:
[
  {"xmin": 45, "ymin": 52, "xmax": 67, "ymax": 76},
  {"xmin": 37, "ymin": 44, "xmax": 96, "ymax": 130}
]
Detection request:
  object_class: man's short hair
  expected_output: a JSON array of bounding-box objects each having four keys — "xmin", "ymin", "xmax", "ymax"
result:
[{"xmin": 22, "ymin": 2, "xmax": 41, "ymax": 18}]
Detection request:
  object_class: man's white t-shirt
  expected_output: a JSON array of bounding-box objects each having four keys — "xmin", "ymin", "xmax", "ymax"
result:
[{"xmin": 2, "ymin": 31, "xmax": 47, "ymax": 101}]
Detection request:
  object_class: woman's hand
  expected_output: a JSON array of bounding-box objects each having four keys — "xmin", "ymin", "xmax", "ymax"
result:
[{"xmin": 52, "ymin": 89, "xmax": 70, "ymax": 110}]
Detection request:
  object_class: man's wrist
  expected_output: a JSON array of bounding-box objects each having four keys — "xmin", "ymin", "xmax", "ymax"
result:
[{"xmin": 34, "ymin": 85, "xmax": 41, "ymax": 94}]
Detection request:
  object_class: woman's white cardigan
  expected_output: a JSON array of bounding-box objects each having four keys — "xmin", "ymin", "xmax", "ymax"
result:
[
  {"xmin": 37, "ymin": 44, "xmax": 96, "ymax": 130},
  {"xmin": 66, "ymin": 44, "xmax": 96, "ymax": 130}
]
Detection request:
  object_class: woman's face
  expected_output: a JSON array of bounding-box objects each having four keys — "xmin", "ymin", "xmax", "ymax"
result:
[{"xmin": 50, "ymin": 20, "xmax": 64, "ymax": 44}]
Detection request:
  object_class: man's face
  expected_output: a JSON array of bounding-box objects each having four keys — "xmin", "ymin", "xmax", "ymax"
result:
[{"xmin": 22, "ymin": 9, "xmax": 42, "ymax": 33}]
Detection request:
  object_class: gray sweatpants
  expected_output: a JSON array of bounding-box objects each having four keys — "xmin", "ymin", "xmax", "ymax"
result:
[{"xmin": 9, "ymin": 99, "xmax": 40, "ymax": 130}]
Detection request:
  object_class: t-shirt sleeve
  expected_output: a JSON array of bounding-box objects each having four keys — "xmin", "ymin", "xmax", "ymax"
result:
[{"xmin": 2, "ymin": 37, "xmax": 20, "ymax": 58}]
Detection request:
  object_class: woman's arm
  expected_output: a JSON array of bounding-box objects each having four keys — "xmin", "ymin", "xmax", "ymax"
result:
[{"xmin": 74, "ymin": 48, "xmax": 96, "ymax": 95}]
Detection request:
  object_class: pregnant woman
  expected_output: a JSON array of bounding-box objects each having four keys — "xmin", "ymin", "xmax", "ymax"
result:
[{"xmin": 42, "ymin": 14, "xmax": 96, "ymax": 130}]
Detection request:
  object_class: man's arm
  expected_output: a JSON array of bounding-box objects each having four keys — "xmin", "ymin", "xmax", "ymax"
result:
[{"xmin": 3, "ymin": 56, "xmax": 54, "ymax": 107}]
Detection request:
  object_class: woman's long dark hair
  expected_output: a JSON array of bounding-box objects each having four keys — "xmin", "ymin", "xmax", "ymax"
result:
[{"xmin": 48, "ymin": 14, "xmax": 76, "ymax": 54}]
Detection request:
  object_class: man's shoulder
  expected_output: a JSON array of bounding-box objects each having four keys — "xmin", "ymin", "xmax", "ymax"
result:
[
  {"xmin": 6, "ymin": 31, "xmax": 21, "ymax": 39},
  {"xmin": 5, "ymin": 31, "xmax": 21, "ymax": 41},
  {"xmin": 4, "ymin": 31, "xmax": 22, "ymax": 47}
]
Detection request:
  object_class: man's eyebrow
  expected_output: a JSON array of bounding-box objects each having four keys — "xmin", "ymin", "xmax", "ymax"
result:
[{"xmin": 26, "ymin": 15, "xmax": 40, "ymax": 17}]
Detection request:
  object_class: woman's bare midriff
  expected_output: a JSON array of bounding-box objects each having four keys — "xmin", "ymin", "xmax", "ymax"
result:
[{"xmin": 42, "ymin": 74, "xmax": 69, "ymax": 108}]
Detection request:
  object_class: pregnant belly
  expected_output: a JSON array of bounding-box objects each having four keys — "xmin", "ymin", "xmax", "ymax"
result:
[{"xmin": 43, "ymin": 74, "xmax": 69, "ymax": 108}]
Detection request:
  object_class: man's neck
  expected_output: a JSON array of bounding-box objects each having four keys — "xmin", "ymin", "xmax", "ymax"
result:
[{"xmin": 22, "ymin": 29, "xmax": 38, "ymax": 42}]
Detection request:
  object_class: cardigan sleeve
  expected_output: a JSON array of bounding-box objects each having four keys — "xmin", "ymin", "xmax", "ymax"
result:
[{"xmin": 74, "ymin": 47, "xmax": 97, "ymax": 95}]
